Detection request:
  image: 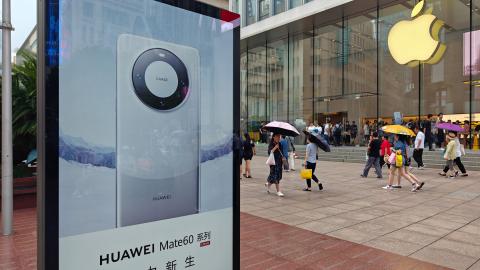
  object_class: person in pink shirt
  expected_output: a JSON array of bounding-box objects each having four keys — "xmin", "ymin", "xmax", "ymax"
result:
[{"xmin": 380, "ymin": 135, "xmax": 391, "ymax": 169}]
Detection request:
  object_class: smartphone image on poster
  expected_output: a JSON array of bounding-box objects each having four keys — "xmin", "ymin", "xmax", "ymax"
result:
[{"xmin": 116, "ymin": 34, "xmax": 200, "ymax": 227}]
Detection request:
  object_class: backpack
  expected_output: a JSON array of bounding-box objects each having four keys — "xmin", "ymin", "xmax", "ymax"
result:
[{"xmin": 395, "ymin": 150, "xmax": 403, "ymax": 168}]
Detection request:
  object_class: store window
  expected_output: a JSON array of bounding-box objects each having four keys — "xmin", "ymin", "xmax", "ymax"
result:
[
  {"xmin": 289, "ymin": 0, "xmax": 302, "ymax": 9},
  {"xmin": 274, "ymin": 0, "xmax": 286, "ymax": 14},
  {"xmin": 259, "ymin": 0, "xmax": 270, "ymax": 21},
  {"xmin": 267, "ymin": 39, "xmax": 288, "ymax": 122},
  {"xmin": 247, "ymin": 46, "xmax": 267, "ymax": 134},
  {"xmin": 246, "ymin": 0, "xmax": 257, "ymax": 25}
]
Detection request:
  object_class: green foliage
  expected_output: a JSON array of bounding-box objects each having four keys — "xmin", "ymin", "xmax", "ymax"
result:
[{"xmin": 0, "ymin": 50, "xmax": 37, "ymax": 164}]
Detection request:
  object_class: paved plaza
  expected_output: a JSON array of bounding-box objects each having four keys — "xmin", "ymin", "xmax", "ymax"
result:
[{"xmin": 241, "ymin": 158, "xmax": 480, "ymax": 270}]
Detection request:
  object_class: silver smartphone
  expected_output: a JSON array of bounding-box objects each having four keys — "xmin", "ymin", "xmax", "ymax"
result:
[{"xmin": 116, "ymin": 34, "xmax": 200, "ymax": 227}]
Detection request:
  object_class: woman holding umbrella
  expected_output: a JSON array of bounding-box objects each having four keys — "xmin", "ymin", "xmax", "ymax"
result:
[
  {"xmin": 266, "ymin": 133, "xmax": 285, "ymax": 196},
  {"xmin": 263, "ymin": 121, "xmax": 300, "ymax": 197},
  {"xmin": 381, "ymin": 125, "xmax": 424, "ymax": 191}
]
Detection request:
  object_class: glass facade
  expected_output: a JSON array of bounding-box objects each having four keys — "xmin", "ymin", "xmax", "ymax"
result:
[{"xmin": 240, "ymin": 0, "xmax": 480, "ymax": 146}]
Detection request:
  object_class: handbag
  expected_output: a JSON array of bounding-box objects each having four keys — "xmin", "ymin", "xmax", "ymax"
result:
[
  {"xmin": 300, "ymin": 169, "xmax": 312, "ymax": 179},
  {"xmin": 388, "ymin": 152, "xmax": 396, "ymax": 164},
  {"xmin": 289, "ymin": 152, "xmax": 295, "ymax": 170},
  {"xmin": 266, "ymin": 152, "xmax": 276, "ymax": 166}
]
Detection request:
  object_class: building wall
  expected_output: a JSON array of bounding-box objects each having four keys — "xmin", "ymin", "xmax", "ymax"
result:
[{"xmin": 240, "ymin": 0, "xmax": 480, "ymax": 143}]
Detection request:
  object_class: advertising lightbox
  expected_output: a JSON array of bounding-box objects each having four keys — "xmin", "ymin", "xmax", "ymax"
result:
[{"xmin": 37, "ymin": 1, "xmax": 240, "ymax": 269}]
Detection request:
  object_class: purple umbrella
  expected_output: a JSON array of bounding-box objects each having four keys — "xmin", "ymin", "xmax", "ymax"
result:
[
  {"xmin": 263, "ymin": 121, "xmax": 300, "ymax": 137},
  {"xmin": 436, "ymin": 122, "xmax": 465, "ymax": 132}
]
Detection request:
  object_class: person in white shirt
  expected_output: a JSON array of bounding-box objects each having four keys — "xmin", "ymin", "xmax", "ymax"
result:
[{"xmin": 413, "ymin": 125, "xmax": 425, "ymax": 169}]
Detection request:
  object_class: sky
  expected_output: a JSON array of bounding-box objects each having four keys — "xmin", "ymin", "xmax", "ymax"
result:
[{"xmin": 1, "ymin": 0, "xmax": 37, "ymax": 55}]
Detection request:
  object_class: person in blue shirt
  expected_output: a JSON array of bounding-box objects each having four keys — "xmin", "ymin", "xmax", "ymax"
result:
[
  {"xmin": 280, "ymin": 136, "xmax": 290, "ymax": 171},
  {"xmin": 302, "ymin": 135, "xmax": 323, "ymax": 191},
  {"xmin": 383, "ymin": 134, "xmax": 424, "ymax": 192}
]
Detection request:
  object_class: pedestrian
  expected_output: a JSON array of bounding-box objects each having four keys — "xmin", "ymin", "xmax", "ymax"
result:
[
  {"xmin": 440, "ymin": 132, "xmax": 468, "ymax": 177},
  {"xmin": 302, "ymin": 135, "xmax": 323, "ymax": 191},
  {"xmin": 287, "ymin": 136, "xmax": 296, "ymax": 171},
  {"xmin": 413, "ymin": 125, "xmax": 425, "ymax": 169},
  {"xmin": 334, "ymin": 122, "xmax": 342, "ymax": 146},
  {"xmin": 351, "ymin": 121, "xmax": 358, "ymax": 145},
  {"xmin": 424, "ymin": 114, "xmax": 434, "ymax": 151},
  {"xmin": 361, "ymin": 132, "xmax": 382, "ymax": 178},
  {"xmin": 383, "ymin": 134, "xmax": 424, "ymax": 191},
  {"xmin": 242, "ymin": 132, "xmax": 256, "ymax": 178},
  {"xmin": 364, "ymin": 121, "xmax": 371, "ymax": 145},
  {"xmin": 265, "ymin": 133, "xmax": 285, "ymax": 197},
  {"xmin": 280, "ymin": 135, "xmax": 290, "ymax": 172},
  {"xmin": 463, "ymin": 120, "xmax": 471, "ymax": 148},
  {"xmin": 380, "ymin": 134, "xmax": 391, "ymax": 169},
  {"xmin": 442, "ymin": 132, "xmax": 458, "ymax": 179},
  {"xmin": 345, "ymin": 121, "xmax": 352, "ymax": 145},
  {"xmin": 436, "ymin": 113, "xmax": 445, "ymax": 150},
  {"xmin": 259, "ymin": 122, "xmax": 267, "ymax": 143}
]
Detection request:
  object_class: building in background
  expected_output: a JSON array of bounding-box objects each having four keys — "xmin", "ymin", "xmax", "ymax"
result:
[
  {"xmin": 234, "ymin": 0, "xmax": 480, "ymax": 145},
  {"xmin": 14, "ymin": 26, "xmax": 37, "ymax": 65}
]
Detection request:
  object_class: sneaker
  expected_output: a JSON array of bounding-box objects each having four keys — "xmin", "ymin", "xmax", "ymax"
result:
[
  {"xmin": 302, "ymin": 188, "xmax": 311, "ymax": 192},
  {"xmin": 318, "ymin": 183, "xmax": 323, "ymax": 190},
  {"xmin": 382, "ymin": 185, "xmax": 393, "ymax": 190},
  {"xmin": 419, "ymin": 166, "xmax": 425, "ymax": 170},
  {"xmin": 411, "ymin": 184, "xmax": 419, "ymax": 192},
  {"xmin": 377, "ymin": 176, "xmax": 383, "ymax": 179},
  {"xmin": 417, "ymin": 182, "xmax": 425, "ymax": 190},
  {"xmin": 438, "ymin": 172, "xmax": 446, "ymax": 176},
  {"xmin": 455, "ymin": 171, "xmax": 459, "ymax": 177},
  {"xmin": 392, "ymin": 185, "xmax": 402, "ymax": 189},
  {"xmin": 461, "ymin": 173, "xmax": 469, "ymax": 177},
  {"xmin": 277, "ymin": 192, "xmax": 284, "ymax": 197},
  {"xmin": 360, "ymin": 174, "xmax": 367, "ymax": 178},
  {"xmin": 265, "ymin": 183, "xmax": 270, "ymax": 194},
  {"xmin": 448, "ymin": 175, "xmax": 455, "ymax": 179}
]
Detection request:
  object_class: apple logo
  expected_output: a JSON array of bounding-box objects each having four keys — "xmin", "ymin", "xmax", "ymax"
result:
[{"xmin": 388, "ymin": 0, "xmax": 446, "ymax": 66}]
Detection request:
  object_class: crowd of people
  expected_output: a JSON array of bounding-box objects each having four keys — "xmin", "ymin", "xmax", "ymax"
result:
[{"xmin": 240, "ymin": 115, "xmax": 475, "ymax": 197}]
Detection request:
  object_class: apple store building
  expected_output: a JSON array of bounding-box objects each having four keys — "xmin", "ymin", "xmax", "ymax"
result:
[{"xmin": 237, "ymin": 0, "xmax": 480, "ymax": 144}]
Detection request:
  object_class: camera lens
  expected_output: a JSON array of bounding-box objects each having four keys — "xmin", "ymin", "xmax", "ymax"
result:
[{"xmin": 132, "ymin": 48, "xmax": 190, "ymax": 110}]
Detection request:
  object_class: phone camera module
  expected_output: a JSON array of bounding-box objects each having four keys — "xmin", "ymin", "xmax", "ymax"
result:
[{"xmin": 132, "ymin": 48, "xmax": 190, "ymax": 110}]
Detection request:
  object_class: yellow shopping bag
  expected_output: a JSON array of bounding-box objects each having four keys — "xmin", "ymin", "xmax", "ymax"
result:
[{"xmin": 300, "ymin": 169, "xmax": 312, "ymax": 180}]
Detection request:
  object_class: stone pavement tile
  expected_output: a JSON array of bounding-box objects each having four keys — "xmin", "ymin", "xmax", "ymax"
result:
[
  {"xmin": 410, "ymin": 246, "xmax": 477, "ymax": 270},
  {"xmin": 444, "ymin": 231, "xmax": 480, "ymax": 246},
  {"xmin": 327, "ymin": 228, "xmax": 379, "ymax": 244},
  {"xmin": 297, "ymin": 220, "xmax": 343, "ymax": 234},
  {"xmin": 240, "ymin": 204, "xmax": 264, "ymax": 212},
  {"xmin": 347, "ymin": 221, "xmax": 398, "ymax": 236},
  {"xmin": 418, "ymin": 217, "xmax": 466, "ymax": 230},
  {"xmin": 269, "ymin": 214, "xmax": 316, "ymax": 226},
  {"xmin": 318, "ymin": 216, "xmax": 362, "ymax": 228},
  {"xmin": 458, "ymin": 224, "xmax": 480, "ymax": 235},
  {"xmin": 429, "ymin": 239, "xmax": 480, "ymax": 258},
  {"xmin": 468, "ymin": 260, "xmax": 480, "ymax": 270},
  {"xmin": 403, "ymin": 223, "xmax": 452, "ymax": 237},
  {"xmin": 365, "ymin": 236, "xmax": 424, "ymax": 256},
  {"xmin": 336, "ymin": 211, "xmax": 379, "ymax": 222},
  {"xmin": 248, "ymin": 208, "xmax": 287, "ymax": 219},
  {"xmin": 384, "ymin": 229, "xmax": 440, "ymax": 246},
  {"xmin": 292, "ymin": 210, "xmax": 329, "ymax": 220}
]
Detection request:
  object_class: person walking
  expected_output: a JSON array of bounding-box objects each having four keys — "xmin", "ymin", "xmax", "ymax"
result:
[
  {"xmin": 345, "ymin": 121, "xmax": 352, "ymax": 145},
  {"xmin": 424, "ymin": 114, "xmax": 434, "ymax": 151},
  {"xmin": 361, "ymin": 132, "xmax": 382, "ymax": 178},
  {"xmin": 287, "ymin": 136, "xmax": 296, "ymax": 171},
  {"xmin": 242, "ymin": 132, "xmax": 256, "ymax": 178},
  {"xmin": 413, "ymin": 125, "xmax": 425, "ymax": 169},
  {"xmin": 383, "ymin": 134, "xmax": 424, "ymax": 191},
  {"xmin": 265, "ymin": 133, "xmax": 285, "ymax": 197},
  {"xmin": 380, "ymin": 134, "xmax": 392, "ymax": 169},
  {"xmin": 280, "ymin": 136, "xmax": 290, "ymax": 172},
  {"xmin": 334, "ymin": 122, "xmax": 342, "ymax": 146},
  {"xmin": 440, "ymin": 132, "xmax": 468, "ymax": 177},
  {"xmin": 442, "ymin": 132, "xmax": 458, "ymax": 179},
  {"xmin": 363, "ymin": 121, "xmax": 371, "ymax": 145},
  {"xmin": 303, "ymin": 135, "xmax": 323, "ymax": 191},
  {"xmin": 436, "ymin": 113, "xmax": 445, "ymax": 150},
  {"xmin": 351, "ymin": 121, "xmax": 358, "ymax": 146}
]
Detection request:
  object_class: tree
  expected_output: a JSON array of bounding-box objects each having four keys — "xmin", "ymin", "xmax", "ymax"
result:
[{"xmin": 0, "ymin": 50, "xmax": 37, "ymax": 164}]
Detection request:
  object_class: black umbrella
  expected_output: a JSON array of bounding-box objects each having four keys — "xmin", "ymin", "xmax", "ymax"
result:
[{"xmin": 303, "ymin": 130, "xmax": 331, "ymax": 152}]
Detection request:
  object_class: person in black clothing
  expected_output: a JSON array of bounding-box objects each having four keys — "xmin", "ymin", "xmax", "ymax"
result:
[
  {"xmin": 424, "ymin": 114, "xmax": 433, "ymax": 151},
  {"xmin": 351, "ymin": 121, "xmax": 358, "ymax": 145},
  {"xmin": 345, "ymin": 121, "xmax": 352, "ymax": 145},
  {"xmin": 361, "ymin": 132, "xmax": 382, "ymax": 178},
  {"xmin": 242, "ymin": 132, "xmax": 256, "ymax": 178}
]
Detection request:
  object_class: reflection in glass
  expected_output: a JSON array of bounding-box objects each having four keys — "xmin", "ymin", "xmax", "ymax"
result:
[
  {"xmin": 274, "ymin": 0, "xmax": 286, "ymax": 14},
  {"xmin": 259, "ymin": 0, "xmax": 270, "ymax": 21},
  {"xmin": 247, "ymin": 47, "xmax": 267, "ymax": 133}
]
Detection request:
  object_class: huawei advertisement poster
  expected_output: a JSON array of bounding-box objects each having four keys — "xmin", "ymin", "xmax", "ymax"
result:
[{"xmin": 41, "ymin": 0, "xmax": 239, "ymax": 269}]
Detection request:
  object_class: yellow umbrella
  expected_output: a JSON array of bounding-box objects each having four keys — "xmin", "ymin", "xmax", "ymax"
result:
[{"xmin": 381, "ymin": 125, "xmax": 416, "ymax": 137}]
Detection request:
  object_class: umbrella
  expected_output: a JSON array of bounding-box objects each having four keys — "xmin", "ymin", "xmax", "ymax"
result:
[
  {"xmin": 263, "ymin": 121, "xmax": 300, "ymax": 137},
  {"xmin": 381, "ymin": 125, "xmax": 416, "ymax": 137},
  {"xmin": 436, "ymin": 122, "xmax": 465, "ymax": 132},
  {"xmin": 303, "ymin": 130, "xmax": 331, "ymax": 152}
]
